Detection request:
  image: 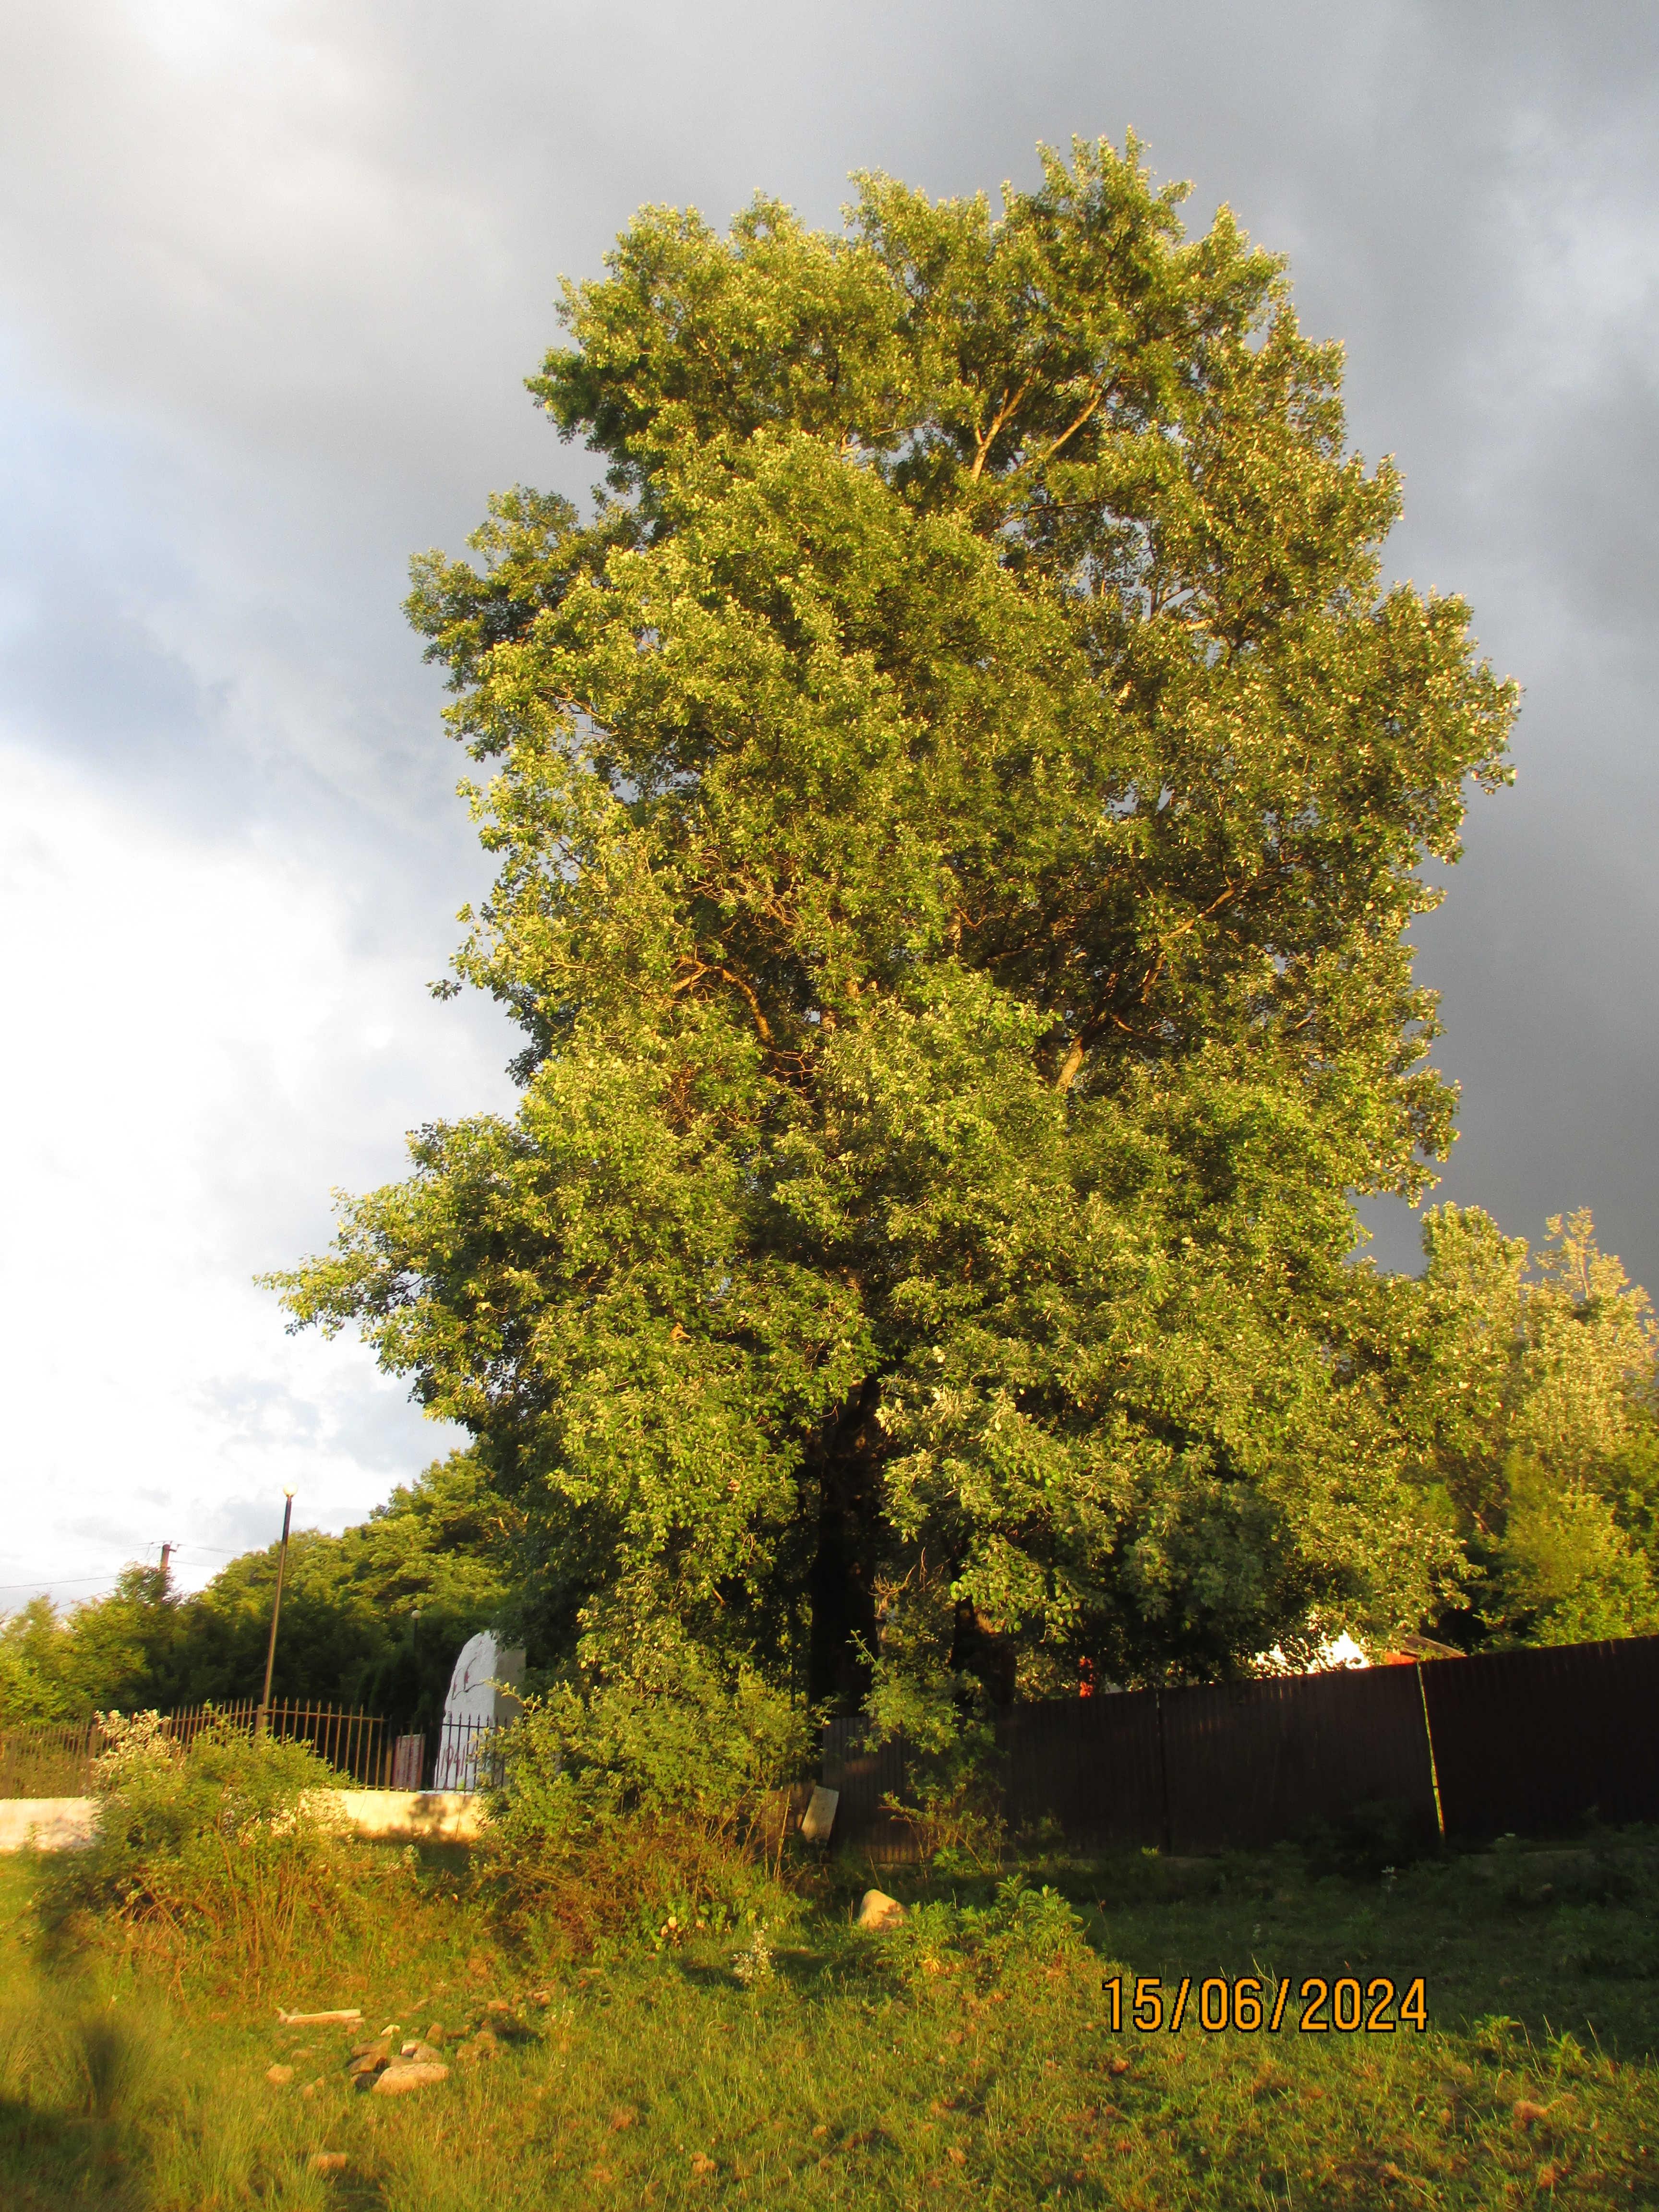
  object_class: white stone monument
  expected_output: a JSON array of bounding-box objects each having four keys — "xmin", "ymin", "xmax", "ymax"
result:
[{"xmin": 432, "ymin": 1631, "xmax": 525, "ymax": 1791}]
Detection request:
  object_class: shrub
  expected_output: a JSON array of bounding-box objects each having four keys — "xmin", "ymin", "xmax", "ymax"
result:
[
  {"xmin": 38, "ymin": 1712, "xmax": 400, "ymax": 1988},
  {"xmin": 1301, "ymin": 1794, "xmax": 1440, "ymax": 1881},
  {"xmin": 874, "ymin": 1724, "xmax": 1008, "ymax": 1874},
  {"xmin": 481, "ymin": 1645, "xmax": 812, "ymax": 1949}
]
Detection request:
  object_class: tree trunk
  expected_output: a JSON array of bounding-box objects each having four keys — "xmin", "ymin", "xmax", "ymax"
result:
[{"xmin": 805, "ymin": 1381, "xmax": 883, "ymax": 1709}]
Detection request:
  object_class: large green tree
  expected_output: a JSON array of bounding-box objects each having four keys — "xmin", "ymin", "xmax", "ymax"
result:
[{"xmin": 276, "ymin": 140, "xmax": 1516, "ymax": 1713}]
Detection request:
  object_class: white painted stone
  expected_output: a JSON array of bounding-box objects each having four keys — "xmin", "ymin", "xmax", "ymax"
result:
[
  {"xmin": 0, "ymin": 1796, "xmax": 96, "ymax": 1852},
  {"xmin": 327, "ymin": 1789, "xmax": 486, "ymax": 1842},
  {"xmin": 855, "ymin": 1888, "xmax": 904, "ymax": 1931},
  {"xmin": 432, "ymin": 1632, "xmax": 525, "ymax": 1790},
  {"xmin": 0, "ymin": 1790, "xmax": 485, "ymax": 1852},
  {"xmin": 800, "ymin": 1785, "xmax": 839, "ymax": 1842}
]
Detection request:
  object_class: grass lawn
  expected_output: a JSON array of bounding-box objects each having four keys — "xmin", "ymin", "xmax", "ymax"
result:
[{"xmin": 2, "ymin": 1836, "xmax": 1658, "ymax": 2208}]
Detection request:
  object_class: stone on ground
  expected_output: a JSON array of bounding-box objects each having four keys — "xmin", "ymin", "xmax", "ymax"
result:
[
  {"xmin": 373, "ymin": 2061, "xmax": 449, "ymax": 2095},
  {"xmin": 855, "ymin": 1889, "xmax": 905, "ymax": 1931}
]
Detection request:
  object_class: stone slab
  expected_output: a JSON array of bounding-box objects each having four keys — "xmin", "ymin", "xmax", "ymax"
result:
[
  {"xmin": 325, "ymin": 1791, "xmax": 487, "ymax": 1843},
  {"xmin": 800, "ymin": 1785, "xmax": 839, "ymax": 1842}
]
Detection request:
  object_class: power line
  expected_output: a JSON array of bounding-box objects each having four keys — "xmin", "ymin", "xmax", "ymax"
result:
[
  {"xmin": 0, "ymin": 1538, "xmax": 257, "ymax": 1591},
  {"xmin": 0, "ymin": 1573, "xmax": 129, "ymax": 1592}
]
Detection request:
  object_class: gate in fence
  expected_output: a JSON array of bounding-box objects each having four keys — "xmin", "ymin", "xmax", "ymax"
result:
[{"xmin": 822, "ymin": 1631, "xmax": 1659, "ymax": 1862}]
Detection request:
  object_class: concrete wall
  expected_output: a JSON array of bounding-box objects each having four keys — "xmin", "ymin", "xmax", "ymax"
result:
[
  {"xmin": 326, "ymin": 1790, "xmax": 485, "ymax": 1843},
  {"xmin": 0, "ymin": 1797, "xmax": 98, "ymax": 1852},
  {"xmin": 0, "ymin": 1790, "xmax": 484, "ymax": 1853}
]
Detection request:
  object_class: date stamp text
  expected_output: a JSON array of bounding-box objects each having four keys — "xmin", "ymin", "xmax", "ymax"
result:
[{"xmin": 1101, "ymin": 1975, "xmax": 1428, "ymax": 2034}]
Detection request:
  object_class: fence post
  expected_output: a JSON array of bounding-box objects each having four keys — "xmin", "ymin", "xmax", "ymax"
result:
[
  {"xmin": 1415, "ymin": 1663, "xmax": 1447, "ymax": 1838},
  {"xmin": 255, "ymin": 1491, "xmax": 295, "ymax": 1738}
]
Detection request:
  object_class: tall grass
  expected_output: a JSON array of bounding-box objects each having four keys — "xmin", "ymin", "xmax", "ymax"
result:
[
  {"xmin": 8, "ymin": 1688, "xmax": 1659, "ymax": 2207},
  {"xmin": 36, "ymin": 1710, "xmax": 423, "ymax": 1994}
]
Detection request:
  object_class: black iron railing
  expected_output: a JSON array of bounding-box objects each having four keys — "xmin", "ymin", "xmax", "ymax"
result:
[
  {"xmin": 0, "ymin": 1699, "xmax": 393, "ymax": 1798},
  {"xmin": 430, "ymin": 1710, "xmax": 507, "ymax": 1792}
]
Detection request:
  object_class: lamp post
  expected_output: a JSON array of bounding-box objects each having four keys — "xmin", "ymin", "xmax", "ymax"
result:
[{"xmin": 256, "ymin": 1490, "xmax": 295, "ymax": 1737}]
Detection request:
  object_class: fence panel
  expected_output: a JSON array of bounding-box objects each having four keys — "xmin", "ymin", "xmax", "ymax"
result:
[
  {"xmin": 256, "ymin": 1702, "xmax": 387, "ymax": 1786},
  {"xmin": 1159, "ymin": 1665, "xmax": 1440, "ymax": 1854},
  {"xmin": 0, "ymin": 1719, "xmax": 104, "ymax": 1800},
  {"xmin": 823, "ymin": 1664, "xmax": 1442, "ymax": 1860},
  {"xmin": 390, "ymin": 1735, "xmax": 425, "ymax": 1791},
  {"xmin": 1421, "ymin": 1635, "xmax": 1659, "ymax": 1839},
  {"xmin": 0, "ymin": 1701, "xmax": 392, "ymax": 1797},
  {"xmin": 996, "ymin": 1691, "xmax": 1166, "ymax": 1849},
  {"xmin": 820, "ymin": 1719, "xmax": 918, "ymax": 1864}
]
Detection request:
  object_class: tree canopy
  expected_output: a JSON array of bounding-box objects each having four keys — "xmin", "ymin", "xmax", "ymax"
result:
[{"xmin": 274, "ymin": 138, "xmax": 1520, "ymax": 1718}]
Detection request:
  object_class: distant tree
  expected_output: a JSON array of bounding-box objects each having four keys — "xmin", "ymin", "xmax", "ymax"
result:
[
  {"xmin": 0, "ymin": 1595, "xmax": 83, "ymax": 1722},
  {"xmin": 0, "ymin": 1454, "xmax": 512, "ymax": 1726},
  {"xmin": 0, "ymin": 1570, "xmax": 178, "ymax": 1723},
  {"xmin": 1389, "ymin": 1207, "xmax": 1659, "ymax": 1646},
  {"xmin": 275, "ymin": 137, "xmax": 1516, "ymax": 1718}
]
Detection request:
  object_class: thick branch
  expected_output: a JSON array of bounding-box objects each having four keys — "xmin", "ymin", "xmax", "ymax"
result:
[{"xmin": 968, "ymin": 373, "xmax": 1039, "ymax": 481}]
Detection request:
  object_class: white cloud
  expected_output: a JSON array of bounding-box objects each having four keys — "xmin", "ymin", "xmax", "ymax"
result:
[{"xmin": 0, "ymin": 740, "xmax": 514, "ymax": 1600}]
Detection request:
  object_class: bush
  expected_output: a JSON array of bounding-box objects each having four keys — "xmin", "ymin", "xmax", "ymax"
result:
[
  {"xmin": 883, "ymin": 1877, "xmax": 1091, "ymax": 1995},
  {"xmin": 39, "ymin": 1712, "xmax": 401, "ymax": 1988},
  {"xmin": 481, "ymin": 1646, "xmax": 812, "ymax": 1949}
]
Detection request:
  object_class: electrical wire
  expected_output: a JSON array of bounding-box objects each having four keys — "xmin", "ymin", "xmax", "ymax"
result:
[
  {"xmin": 0, "ymin": 1573, "xmax": 131, "ymax": 1592},
  {"xmin": 0, "ymin": 1539, "xmax": 253, "ymax": 1593}
]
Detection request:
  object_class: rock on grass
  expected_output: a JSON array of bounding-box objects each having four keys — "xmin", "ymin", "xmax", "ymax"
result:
[{"xmin": 373, "ymin": 2062, "xmax": 450, "ymax": 2095}]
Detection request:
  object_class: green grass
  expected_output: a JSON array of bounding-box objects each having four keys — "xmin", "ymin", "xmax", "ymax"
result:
[{"xmin": 4, "ymin": 1838, "xmax": 1659, "ymax": 2208}]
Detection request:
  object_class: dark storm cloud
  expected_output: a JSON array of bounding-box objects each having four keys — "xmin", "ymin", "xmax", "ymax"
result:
[{"xmin": 1, "ymin": 0, "xmax": 1656, "ymax": 1591}]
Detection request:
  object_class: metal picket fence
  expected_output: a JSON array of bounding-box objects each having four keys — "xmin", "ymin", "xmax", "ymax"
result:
[
  {"xmin": 0, "ymin": 1716, "xmax": 109, "ymax": 1800},
  {"xmin": 431, "ymin": 1710, "xmax": 507, "ymax": 1792},
  {"xmin": 0, "ymin": 1699, "xmax": 393, "ymax": 1798}
]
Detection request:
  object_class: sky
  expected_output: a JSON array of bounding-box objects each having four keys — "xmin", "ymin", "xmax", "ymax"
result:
[{"xmin": 2, "ymin": 0, "xmax": 1656, "ymax": 1606}]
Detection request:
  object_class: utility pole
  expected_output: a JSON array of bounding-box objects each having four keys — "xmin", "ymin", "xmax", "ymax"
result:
[
  {"xmin": 158, "ymin": 1543, "xmax": 173, "ymax": 1587},
  {"xmin": 256, "ymin": 1491, "xmax": 295, "ymax": 1737}
]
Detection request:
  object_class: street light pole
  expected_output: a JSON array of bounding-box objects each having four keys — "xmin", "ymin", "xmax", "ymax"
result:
[{"xmin": 256, "ymin": 1491, "xmax": 295, "ymax": 1737}]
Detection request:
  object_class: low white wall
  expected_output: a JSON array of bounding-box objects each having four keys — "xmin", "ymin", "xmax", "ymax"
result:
[
  {"xmin": 0, "ymin": 1798, "xmax": 98, "ymax": 1853},
  {"xmin": 0, "ymin": 1790, "xmax": 485, "ymax": 1854},
  {"xmin": 327, "ymin": 1790, "xmax": 485, "ymax": 1843}
]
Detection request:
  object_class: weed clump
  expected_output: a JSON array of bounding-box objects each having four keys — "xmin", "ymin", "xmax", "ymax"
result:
[
  {"xmin": 1300, "ymin": 1795, "xmax": 1441, "ymax": 1881},
  {"xmin": 38, "ymin": 1711, "xmax": 405, "ymax": 1988},
  {"xmin": 883, "ymin": 1876, "xmax": 1092, "ymax": 1995}
]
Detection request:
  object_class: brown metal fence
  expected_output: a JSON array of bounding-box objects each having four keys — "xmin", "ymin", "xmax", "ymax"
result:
[
  {"xmin": 0, "ymin": 1700, "xmax": 393, "ymax": 1798},
  {"xmin": 1420, "ymin": 1635, "xmax": 1659, "ymax": 1838},
  {"xmin": 1158, "ymin": 1665, "xmax": 1440, "ymax": 1854},
  {"xmin": 823, "ymin": 1632, "xmax": 1659, "ymax": 1860},
  {"xmin": 999, "ymin": 1687, "xmax": 1168, "ymax": 1849},
  {"xmin": 817, "ymin": 1725, "xmax": 916, "ymax": 1864}
]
